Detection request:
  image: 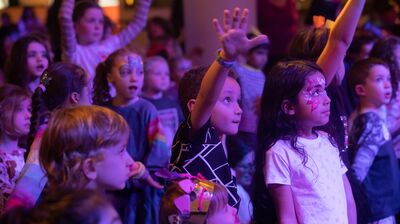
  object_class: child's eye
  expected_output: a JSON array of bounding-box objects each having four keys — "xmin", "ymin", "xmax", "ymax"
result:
[
  {"xmin": 27, "ymin": 52, "xmax": 35, "ymax": 57},
  {"xmin": 119, "ymin": 68, "xmax": 132, "ymax": 77},
  {"xmin": 224, "ymin": 97, "xmax": 232, "ymax": 103},
  {"xmin": 310, "ymin": 88, "xmax": 326, "ymax": 97}
]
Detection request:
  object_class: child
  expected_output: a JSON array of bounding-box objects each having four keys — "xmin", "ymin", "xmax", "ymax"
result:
[
  {"xmin": 59, "ymin": 0, "xmax": 151, "ymax": 85},
  {"xmin": 0, "ymin": 85, "xmax": 31, "ymax": 213},
  {"xmin": 170, "ymin": 8, "xmax": 268, "ymax": 209},
  {"xmin": 93, "ymin": 48, "xmax": 167, "ymax": 224},
  {"xmin": 27, "ymin": 62, "xmax": 91, "ymax": 150},
  {"xmin": 369, "ymin": 36, "xmax": 400, "ymax": 158},
  {"xmin": 231, "ymin": 32, "xmax": 269, "ymax": 150},
  {"xmin": 258, "ymin": 60, "xmax": 356, "ymax": 223},
  {"xmin": 226, "ymin": 136, "xmax": 254, "ymax": 224},
  {"xmin": 284, "ymin": 0, "xmax": 366, "ymax": 168},
  {"xmin": 160, "ymin": 176, "xmax": 239, "ymax": 224},
  {"xmin": 39, "ymin": 106, "xmax": 136, "ymax": 191},
  {"xmin": 142, "ymin": 56, "xmax": 184, "ymax": 147},
  {"xmin": 4, "ymin": 34, "xmax": 51, "ymax": 93},
  {"xmin": 165, "ymin": 56, "xmax": 192, "ymax": 101},
  {"xmin": 348, "ymin": 58, "xmax": 400, "ymax": 223},
  {"xmin": 2, "ymin": 189, "xmax": 122, "ymax": 224},
  {"xmin": 5, "ymin": 62, "xmax": 91, "ymax": 211}
]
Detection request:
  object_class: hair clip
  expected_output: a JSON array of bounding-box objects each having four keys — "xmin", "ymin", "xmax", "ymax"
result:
[{"xmin": 40, "ymin": 71, "xmax": 52, "ymax": 87}]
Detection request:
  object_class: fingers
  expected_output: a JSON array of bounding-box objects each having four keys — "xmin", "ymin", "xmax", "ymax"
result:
[
  {"xmin": 248, "ymin": 34, "xmax": 269, "ymax": 49},
  {"xmin": 146, "ymin": 175, "xmax": 164, "ymax": 189},
  {"xmin": 231, "ymin": 8, "xmax": 241, "ymax": 29},
  {"xmin": 213, "ymin": 18, "xmax": 224, "ymax": 37},
  {"xmin": 223, "ymin": 9, "xmax": 231, "ymax": 32},
  {"xmin": 239, "ymin": 8, "xmax": 249, "ymax": 31}
]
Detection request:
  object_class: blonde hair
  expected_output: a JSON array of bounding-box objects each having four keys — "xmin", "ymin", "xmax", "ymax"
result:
[
  {"xmin": 39, "ymin": 105, "xmax": 129, "ymax": 190},
  {"xmin": 144, "ymin": 56, "xmax": 168, "ymax": 74}
]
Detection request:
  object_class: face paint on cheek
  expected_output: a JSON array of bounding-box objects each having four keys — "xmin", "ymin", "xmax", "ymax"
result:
[
  {"xmin": 304, "ymin": 75, "xmax": 326, "ymax": 112},
  {"xmin": 306, "ymin": 97, "xmax": 321, "ymax": 112}
]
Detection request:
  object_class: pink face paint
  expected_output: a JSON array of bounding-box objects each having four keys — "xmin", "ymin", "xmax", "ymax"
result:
[{"xmin": 302, "ymin": 75, "xmax": 326, "ymax": 112}]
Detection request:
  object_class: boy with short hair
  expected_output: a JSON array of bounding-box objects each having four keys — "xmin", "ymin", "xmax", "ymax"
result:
[
  {"xmin": 170, "ymin": 8, "xmax": 268, "ymax": 209},
  {"xmin": 348, "ymin": 58, "xmax": 400, "ymax": 223}
]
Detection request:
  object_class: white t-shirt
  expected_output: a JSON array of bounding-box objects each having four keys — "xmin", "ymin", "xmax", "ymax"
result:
[{"xmin": 265, "ymin": 131, "xmax": 348, "ymax": 224}]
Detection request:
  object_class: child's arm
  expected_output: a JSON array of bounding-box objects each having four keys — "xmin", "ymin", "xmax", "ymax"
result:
[
  {"xmin": 351, "ymin": 114, "xmax": 383, "ymax": 183},
  {"xmin": 112, "ymin": 0, "xmax": 152, "ymax": 47},
  {"xmin": 316, "ymin": 0, "xmax": 365, "ymax": 85},
  {"xmin": 59, "ymin": 0, "xmax": 78, "ymax": 62},
  {"xmin": 343, "ymin": 174, "xmax": 357, "ymax": 224},
  {"xmin": 191, "ymin": 8, "xmax": 268, "ymax": 130},
  {"xmin": 269, "ymin": 184, "xmax": 298, "ymax": 223}
]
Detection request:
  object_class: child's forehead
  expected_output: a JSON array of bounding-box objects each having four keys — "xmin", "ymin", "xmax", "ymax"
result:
[
  {"xmin": 368, "ymin": 64, "xmax": 390, "ymax": 77},
  {"xmin": 304, "ymin": 72, "xmax": 326, "ymax": 88},
  {"xmin": 222, "ymin": 77, "xmax": 241, "ymax": 92},
  {"xmin": 115, "ymin": 54, "xmax": 143, "ymax": 67}
]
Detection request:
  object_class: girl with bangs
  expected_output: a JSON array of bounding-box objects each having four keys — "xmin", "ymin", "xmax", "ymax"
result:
[{"xmin": 0, "ymin": 85, "xmax": 31, "ymax": 214}]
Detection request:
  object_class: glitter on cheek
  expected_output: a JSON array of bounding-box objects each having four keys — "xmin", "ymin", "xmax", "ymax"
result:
[
  {"xmin": 306, "ymin": 98, "xmax": 321, "ymax": 112},
  {"xmin": 303, "ymin": 91, "xmax": 321, "ymax": 112}
]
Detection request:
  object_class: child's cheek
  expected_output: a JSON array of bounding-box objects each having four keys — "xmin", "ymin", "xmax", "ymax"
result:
[{"xmin": 306, "ymin": 97, "xmax": 321, "ymax": 112}]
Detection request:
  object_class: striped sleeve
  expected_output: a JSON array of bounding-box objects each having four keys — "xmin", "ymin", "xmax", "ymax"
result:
[
  {"xmin": 112, "ymin": 0, "xmax": 151, "ymax": 47},
  {"xmin": 59, "ymin": 0, "xmax": 77, "ymax": 62}
]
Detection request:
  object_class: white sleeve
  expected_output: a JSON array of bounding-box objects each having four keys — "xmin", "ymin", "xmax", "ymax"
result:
[{"xmin": 265, "ymin": 148, "xmax": 291, "ymax": 186}]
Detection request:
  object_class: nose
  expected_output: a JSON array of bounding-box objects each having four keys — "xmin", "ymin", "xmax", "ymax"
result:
[
  {"xmin": 384, "ymin": 79, "xmax": 392, "ymax": 89},
  {"xmin": 235, "ymin": 102, "xmax": 243, "ymax": 115},
  {"xmin": 323, "ymin": 94, "xmax": 331, "ymax": 106},
  {"xmin": 124, "ymin": 150, "xmax": 134, "ymax": 168}
]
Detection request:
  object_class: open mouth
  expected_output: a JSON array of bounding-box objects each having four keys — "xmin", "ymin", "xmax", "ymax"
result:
[
  {"xmin": 36, "ymin": 64, "xmax": 45, "ymax": 71},
  {"xmin": 128, "ymin": 86, "xmax": 137, "ymax": 91}
]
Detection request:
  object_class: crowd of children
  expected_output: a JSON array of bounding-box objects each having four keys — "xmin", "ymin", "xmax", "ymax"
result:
[{"xmin": 0, "ymin": 0, "xmax": 400, "ymax": 223}]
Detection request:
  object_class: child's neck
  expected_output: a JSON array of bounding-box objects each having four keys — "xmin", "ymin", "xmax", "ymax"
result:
[
  {"xmin": 359, "ymin": 98, "xmax": 382, "ymax": 114},
  {"xmin": 28, "ymin": 78, "xmax": 40, "ymax": 93},
  {"xmin": 0, "ymin": 135, "xmax": 19, "ymax": 153},
  {"xmin": 113, "ymin": 95, "xmax": 139, "ymax": 107},
  {"xmin": 142, "ymin": 90, "xmax": 163, "ymax": 100},
  {"xmin": 297, "ymin": 126, "xmax": 318, "ymax": 139}
]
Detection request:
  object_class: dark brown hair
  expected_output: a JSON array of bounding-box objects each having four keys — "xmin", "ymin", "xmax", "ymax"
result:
[{"xmin": 5, "ymin": 33, "xmax": 52, "ymax": 89}]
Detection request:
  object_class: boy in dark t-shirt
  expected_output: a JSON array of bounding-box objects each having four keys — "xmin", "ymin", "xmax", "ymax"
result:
[
  {"xmin": 169, "ymin": 8, "xmax": 268, "ymax": 209},
  {"xmin": 348, "ymin": 58, "xmax": 400, "ymax": 223}
]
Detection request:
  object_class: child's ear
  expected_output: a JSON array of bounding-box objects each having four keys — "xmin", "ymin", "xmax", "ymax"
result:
[
  {"xmin": 69, "ymin": 92, "xmax": 80, "ymax": 104},
  {"xmin": 187, "ymin": 99, "xmax": 196, "ymax": 113},
  {"xmin": 281, "ymin": 100, "xmax": 296, "ymax": 115},
  {"xmin": 82, "ymin": 158, "xmax": 97, "ymax": 181},
  {"xmin": 355, "ymin": 84, "xmax": 366, "ymax": 96}
]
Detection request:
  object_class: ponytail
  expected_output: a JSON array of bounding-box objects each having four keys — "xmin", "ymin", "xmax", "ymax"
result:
[
  {"xmin": 93, "ymin": 61, "xmax": 111, "ymax": 106},
  {"xmin": 27, "ymin": 86, "xmax": 49, "ymax": 150}
]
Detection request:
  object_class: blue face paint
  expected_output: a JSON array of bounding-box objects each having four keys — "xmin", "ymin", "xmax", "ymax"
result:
[{"xmin": 118, "ymin": 55, "xmax": 143, "ymax": 77}]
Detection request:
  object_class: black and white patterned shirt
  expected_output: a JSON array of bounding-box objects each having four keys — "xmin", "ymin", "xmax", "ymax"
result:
[{"xmin": 170, "ymin": 118, "xmax": 240, "ymax": 208}]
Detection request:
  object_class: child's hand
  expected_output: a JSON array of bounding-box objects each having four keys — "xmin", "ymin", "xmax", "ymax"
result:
[
  {"xmin": 213, "ymin": 8, "xmax": 268, "ymax": 61},
  {"xmin": 144, "ymin": 174, "xmax": 164, "ymax": 189}
]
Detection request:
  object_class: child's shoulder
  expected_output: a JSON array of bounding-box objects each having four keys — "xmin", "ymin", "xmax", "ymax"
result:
[{"xmin": 353, "ymin": 111, "xmax": 384, "ymax": 128}]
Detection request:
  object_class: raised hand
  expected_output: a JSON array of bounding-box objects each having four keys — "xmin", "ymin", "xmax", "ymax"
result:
[{"xmin": 213, "ymin": 8, "xmax": 268, "ymax": 61}]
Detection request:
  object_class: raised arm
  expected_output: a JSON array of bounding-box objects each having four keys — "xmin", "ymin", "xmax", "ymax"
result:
[
  {"xmin": 113, "ymin": 0, "xmax": 152, "ymax": 47},
  {"xmin": 191, "ymin": 8, "xmax": 268, "ymax": 130},
  {"xmin": 59, "ymin": 0, "xmax": 78, "ymax": 62},
  {"xmin": 317, "ymin": 0, "xmax": 366, "ymax": 85}
]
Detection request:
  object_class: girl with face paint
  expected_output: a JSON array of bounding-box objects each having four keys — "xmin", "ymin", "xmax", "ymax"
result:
[
  {"xmin": 93, "ymin": 48, "xmax": 167, "ymax": 224},
  {"xmin": 253, "ymin": 60, "xmax": 357, "ymax": 224}
]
